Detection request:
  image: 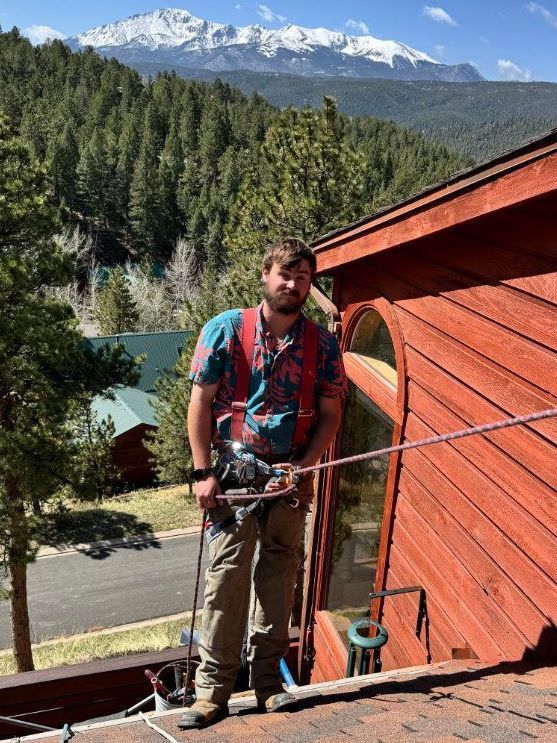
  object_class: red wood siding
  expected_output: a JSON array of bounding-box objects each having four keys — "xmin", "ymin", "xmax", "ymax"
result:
[
  {"xmin": 336, "ymin": 203, "xmax": 557, "ymax": 670},
  {"xmin": 112, "ymin": 424, "xmax": 156, "ymax": 484}
]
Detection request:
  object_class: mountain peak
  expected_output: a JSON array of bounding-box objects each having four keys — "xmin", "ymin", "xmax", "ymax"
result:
[{"xmin": 68, "ymin": 8, "xmax": 483, "ymax": 82}]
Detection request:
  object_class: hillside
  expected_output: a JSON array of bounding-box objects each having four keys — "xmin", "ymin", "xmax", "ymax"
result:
[
  {"xmin": 0, "ymin": 30, "xmax": 467, "ymax": 264},
  {"xmin": 134, "ymin": 65, "xmax": 557, "ymax": 162}
]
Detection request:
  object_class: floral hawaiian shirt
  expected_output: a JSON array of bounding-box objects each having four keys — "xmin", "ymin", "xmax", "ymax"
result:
[{"xmin": 189, "ymin": 303, "xmax": 347, "ymax": 456}]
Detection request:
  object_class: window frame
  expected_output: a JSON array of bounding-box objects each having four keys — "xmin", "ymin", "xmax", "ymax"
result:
[{"xmin": 301, "ymin": 299, "xmax": 407, "ymax": 678}]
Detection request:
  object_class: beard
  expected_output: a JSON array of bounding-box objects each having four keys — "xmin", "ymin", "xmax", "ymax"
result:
[{"xmin": 263, "ymin": 287, "xmax": 309, "ymax": 315}]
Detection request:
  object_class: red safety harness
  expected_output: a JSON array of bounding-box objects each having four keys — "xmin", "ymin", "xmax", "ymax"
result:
[{"xmin": 230, "ymin": 307, "xmax": 319, "ymax": 450}]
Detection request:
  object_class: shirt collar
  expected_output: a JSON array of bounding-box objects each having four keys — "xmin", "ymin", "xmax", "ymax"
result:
[{"xmin": 256, "ymin": 302, "xmax": 305, "ymax": 345}]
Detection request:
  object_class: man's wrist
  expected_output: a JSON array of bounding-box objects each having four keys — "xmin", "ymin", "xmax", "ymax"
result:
[{"xmin": 191, "ymin": 467, "xmax": 214, "ymax": 482}]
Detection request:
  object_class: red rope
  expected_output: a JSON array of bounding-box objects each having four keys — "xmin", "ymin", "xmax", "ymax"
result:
[{"xmin": 295, "ymin": 406, "xmax": 557, "ymax": 477}]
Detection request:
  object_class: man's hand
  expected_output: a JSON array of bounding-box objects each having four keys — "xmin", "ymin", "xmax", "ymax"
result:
[
  {"xmin": 263, "ymin": 463, "xmax": 297, "ymax": 493},
  {"xmin": 194, "ymin": 474, "xmax": 221, "ymax": 510}
]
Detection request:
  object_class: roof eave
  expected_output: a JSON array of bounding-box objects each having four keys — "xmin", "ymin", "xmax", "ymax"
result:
[{"xmin": 312, "ymin": 128, "xmax": 557, "ymax": 273}]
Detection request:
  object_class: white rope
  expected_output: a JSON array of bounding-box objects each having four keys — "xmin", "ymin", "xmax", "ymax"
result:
[{"xmin": 138, "ymin": 712, "xmax": 181, "ymax": 743}]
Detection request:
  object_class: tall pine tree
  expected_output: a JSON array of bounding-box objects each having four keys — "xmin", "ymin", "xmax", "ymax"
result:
[
  {"xmin": 0, "ymin": 119, "xmax": 136, "ymax": 671},
  {"xmin": 94, "ymin": 266, "xmax": 139, "ymax": 335}
]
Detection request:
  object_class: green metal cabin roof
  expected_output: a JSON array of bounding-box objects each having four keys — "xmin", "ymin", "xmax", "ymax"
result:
[
  {"xmin": 92, "ymin": 387, "xmax": 158, "ymax": 438},
  {"xmin": 85, "ymin": 330, "xmax": 192, "ymax": 393}
]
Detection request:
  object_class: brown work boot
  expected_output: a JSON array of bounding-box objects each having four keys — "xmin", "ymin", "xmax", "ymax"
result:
[
  {"xmin": 177, "ymin": 699, "xmax": 228, "ymax": 729},
  {"xmin": 256, "ymin": 690, "xmax": 297, "ymax": 713}
]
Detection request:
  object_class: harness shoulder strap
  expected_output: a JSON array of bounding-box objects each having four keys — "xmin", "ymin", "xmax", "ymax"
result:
[
  {"xmin": 230, "ymin": 307, "xmax": 257, "ymax": 443},
  {"xmin": 292, "ymin": 318, "xmax": 319, "ymax": 449}
]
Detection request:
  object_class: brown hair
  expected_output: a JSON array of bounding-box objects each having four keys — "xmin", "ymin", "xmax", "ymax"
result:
[{"xmin": 262, "ymin": 237, "xmax": 317, "ymax": 275}]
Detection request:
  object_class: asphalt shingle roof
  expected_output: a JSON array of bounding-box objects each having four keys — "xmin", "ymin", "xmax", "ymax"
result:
[{"xmin": 21, "ymin": 661, "xmax": 557, "ymax": 743}]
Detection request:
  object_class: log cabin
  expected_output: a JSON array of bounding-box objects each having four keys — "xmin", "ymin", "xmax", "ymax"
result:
[
  {"xmin": 85, "ymin": 330, "xmax": 191, "ymax": 484},
  {"xmin": 300, "ymin": 129, "xmax": 557, "ymax": 684}
]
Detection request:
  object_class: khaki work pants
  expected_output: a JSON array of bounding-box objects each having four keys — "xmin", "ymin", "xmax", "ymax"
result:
[{"xmin": 195, "ymin": 477, "xmax": 313, "ymax": 705}]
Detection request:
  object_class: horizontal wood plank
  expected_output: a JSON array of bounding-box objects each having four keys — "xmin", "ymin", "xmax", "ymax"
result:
[
  {"xmin": 460, "ymin": 207, "xmax": 557, "ymax": 261},
  {"xmin": 381, "ymin": 250, "xmax": 557, "ymax": 350},
  {"xmin": 395, "ymin": 310, "xmax": 557, "ymax": 444},
  {"xmin": 407, "ymin": 380, "xmax": 557, "ymax": 533},
  {"xmin": 403, "ymin": 444, "xmax": 557, "ymax": 627},
  {"xmin": 313, "ymin": 610, "xmax": 348, "ymax": 682},
  {"xmin": 405, "ymin": 347, "xmax": 557, "ymax": 491},
  {"xmin": 365, "ymin": 267, "xmax": 557, "ymax": 395},
  {"xmin": 395, "ymin": 496, "xmax": 530, "ymax": 658},
  {"xmin": 390, "ymin": 515, "xmax": 506, "ymax": 661},
  {"xmin": 403, "ymin": 415, "xmax": 557, "ymax": 588},
  {"xmin": 399, "ymin": 467, "xmax": 547, "ymax": 649},
  {"xmin": 423, "ymin": 230, "xmax": 557, "ymax": 305},
  {"xmin": 378, "ymin": 564, "xmax": 449, "ymax": 665}
]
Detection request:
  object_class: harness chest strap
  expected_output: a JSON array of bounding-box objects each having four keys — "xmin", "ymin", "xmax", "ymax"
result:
[
  {"xmin": 292, "ymin": 316, "xmax": 318, "ymax": 449},
  {"xmin": 229, "ymin": 307, "xmax": 319, "ymax": 449}
]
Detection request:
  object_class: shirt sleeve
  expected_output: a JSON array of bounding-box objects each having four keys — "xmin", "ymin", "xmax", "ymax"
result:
[
  {"xmin": 189, "ymin": 316, "xmax": 231, "ymax": 385},
  {"xmin": 319, "ymin": 332, "xmax": 348, "ymax": 399}
]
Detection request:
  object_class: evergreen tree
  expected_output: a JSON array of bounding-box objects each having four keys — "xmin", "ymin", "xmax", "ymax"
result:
[
  {"xmin": 0, "ymin": 119, "xmax": 136, "ymax": 671},
  {"xmin": 128, "ymin": 103, "xmax": 162, "ymax": 256},
  {"xmin": 77, "ymin": 128, "xmax": 109, "ymax": 222},
  {"xmin": 179, "ymin": 83, "xmax": 202, "ymax": 155},
  {"xmin": 47, "ymin": 120, "xmax": 79, "ymax": 209},
  {"xmin": 94, "ymin": 266, "xmax": 139, "ymax": 335},
  {"xmin": 158, "ymin": 121, "xmax": 184, "ymax": 258},
  {"xmin": 227, "ymin": 98, "xmax": 363, "ymax": 254},
  {"xmin": 116, "ymin": 110, "xmax": 141, "ymax": 241},
  {"xmin": 146, "ymin": 247, "xmax": 228, "ymax": 483},
  {"xmin": 224, "ymin": 98, "xmax": 365, "ymax": 307},
  {"xmin": 70, "ymin": 399, "xmax": 120, "ymax": 502}
]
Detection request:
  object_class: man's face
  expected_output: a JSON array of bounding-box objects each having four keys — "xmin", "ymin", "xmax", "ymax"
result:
[{"xmin": 262, "ymin": 259, "xmax": 313, "ymax": 315}]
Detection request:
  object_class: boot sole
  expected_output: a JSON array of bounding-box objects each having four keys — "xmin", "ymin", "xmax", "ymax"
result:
[{"xmin": 256, "ymin": 696, "xmax": 297, "ymax": 713}]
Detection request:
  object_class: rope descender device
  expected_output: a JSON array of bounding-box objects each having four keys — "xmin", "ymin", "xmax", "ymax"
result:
[{"xmin": 212, "ymin": 441, "xmax": 299, "ymax": 498}]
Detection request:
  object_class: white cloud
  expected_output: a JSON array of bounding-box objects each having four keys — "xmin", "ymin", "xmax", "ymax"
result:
[
  {"xmin": 526, "ymin": 2, "xmax": 557, "ymax": 28},
  {"xmin": 434, "ymin": 43, "xmax": 445, "ymax": 57},
  {"xmin": 23, "ymin": 24, "xmax": 67, "ymax": 44},
  {"xmin": 422, "ymin": 6, "xmax": 458, "ymax": 26},
  {"xmin": 497, "ymin": 58, "xmax": 532, "ymax": 81},
  {"xmin": 345, "ymin": 19, "xmax": 370, "ymax": 35},
  {"xmin": 257, "ymin": 5, "xmax": 287, "ymax": 23},
  {"xmin": 235, "ymin": 3, "xmax": 242, "ymax": 8}
]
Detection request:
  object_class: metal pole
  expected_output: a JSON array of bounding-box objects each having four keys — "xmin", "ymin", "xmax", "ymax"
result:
[
  {"xmin": 0, "ymin": 714, "xmax": 59, "ymax": 733},
  {"xmin": 124, "ymin": 693, "xmax": 156, "ymax": 717},
  {"xmin": 346, "ymin": 645, "xmax": 357, "ymax": 677}
]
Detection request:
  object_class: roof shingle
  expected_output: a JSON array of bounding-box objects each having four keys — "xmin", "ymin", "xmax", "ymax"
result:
[{"xmin": 19, "ymin": 661, "xmax": 557, "ymax": 743}]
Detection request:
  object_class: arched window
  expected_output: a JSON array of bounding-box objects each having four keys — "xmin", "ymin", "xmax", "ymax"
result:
[
  {"xmin": 348, "ymin": 311, "xmax": 397, "ymax": 389},
  {"xmin": 326, "ymin": 383, "xmax": 394, "ymax": 633},
  {"xmin": 321, "ymin": 305, "xmax": 403, "ymax": 648}
]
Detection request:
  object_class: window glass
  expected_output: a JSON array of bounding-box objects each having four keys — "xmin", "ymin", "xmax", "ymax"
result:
[
  {"xmin": 349, "ymin": 311, "xmax": 397, "ymax": 388},
  {"xmin": 325, "ymin": 381, "xmax": 394, "ymax": 644}
]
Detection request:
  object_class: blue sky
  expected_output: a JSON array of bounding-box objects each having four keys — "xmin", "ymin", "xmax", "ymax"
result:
[{"xmin": 2, "ymin": 1, "xmax": 557, "ymax": 82}]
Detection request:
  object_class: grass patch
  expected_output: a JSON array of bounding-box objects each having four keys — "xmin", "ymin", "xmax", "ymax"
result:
[
  {"xmin": 40, "ymin": 485, "xmax": 202, "ymax": 547},
  {"xmin": 0, "ymin": 614, "xmax": 202, "ymax": 676}
]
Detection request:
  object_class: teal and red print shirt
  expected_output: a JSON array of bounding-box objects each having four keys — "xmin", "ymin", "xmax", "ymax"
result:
[{"xmin": 189, "ymin": 304, "xmax": 347, "ymax": 456}]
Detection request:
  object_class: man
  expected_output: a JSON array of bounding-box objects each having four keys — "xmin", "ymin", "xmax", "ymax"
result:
[{"xmin": 180, "ymin": 238, "xmax": 347, "ymax": 730}]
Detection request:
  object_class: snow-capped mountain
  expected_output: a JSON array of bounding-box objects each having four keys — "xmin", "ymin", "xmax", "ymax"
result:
[{"xmin": 67, "ymin": 8, "xmax": 483, "ymax": 82}]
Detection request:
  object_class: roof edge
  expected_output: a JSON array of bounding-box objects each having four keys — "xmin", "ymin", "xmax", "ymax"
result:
[{"xmin": 312, "ymin": 126, "xmax": 557, "ymax": 265}]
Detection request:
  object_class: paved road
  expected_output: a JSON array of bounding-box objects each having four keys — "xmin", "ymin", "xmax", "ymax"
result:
[{"xmin": 0, "ymin": 534, "xmax": 209, "ymax": 650}]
